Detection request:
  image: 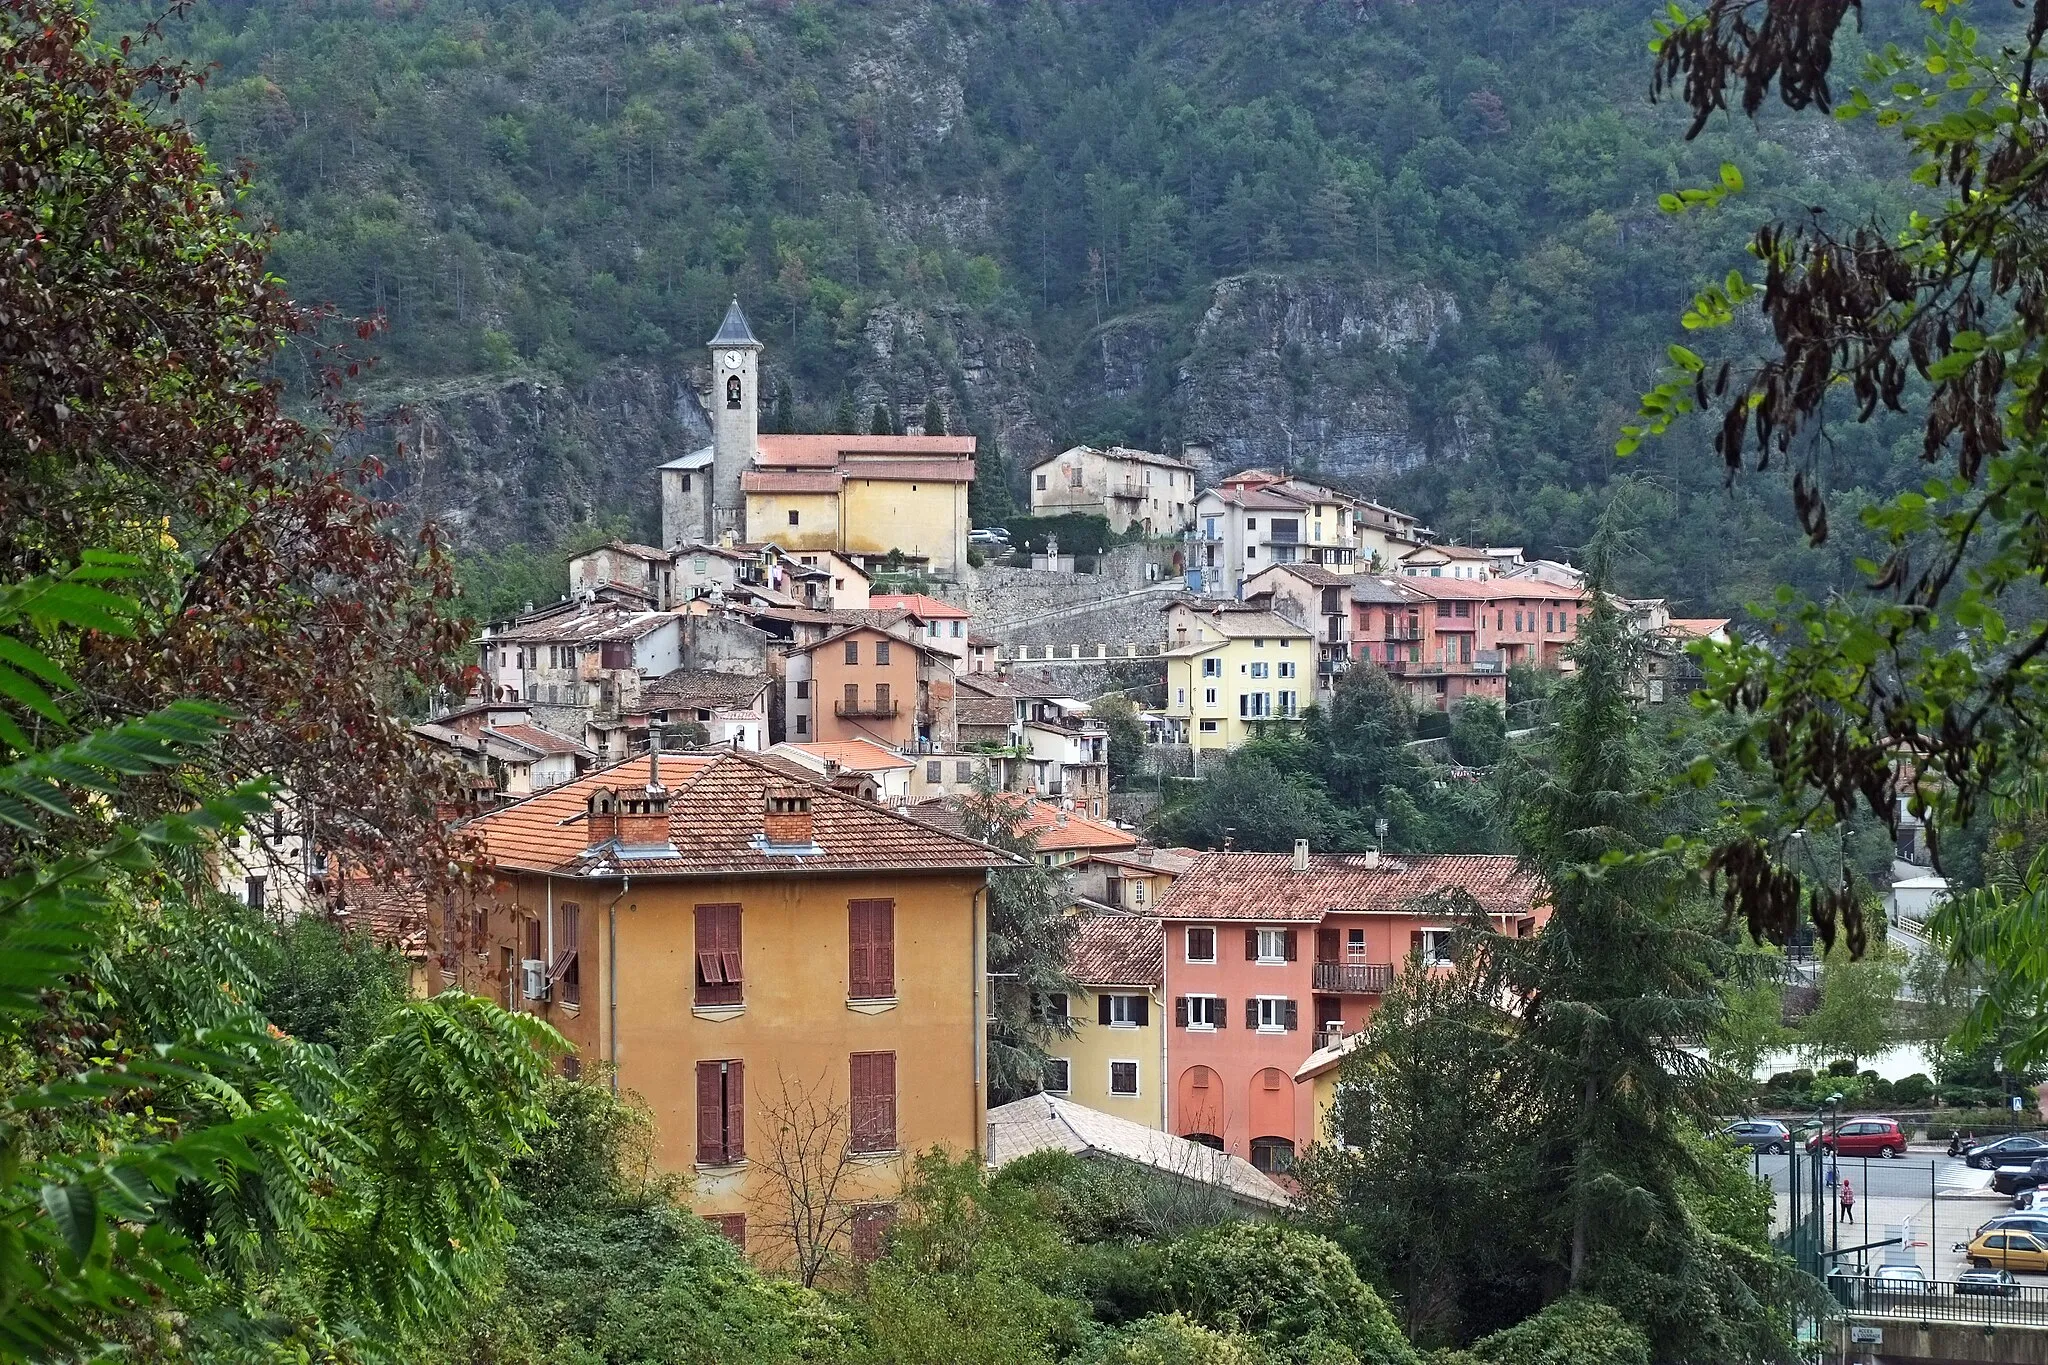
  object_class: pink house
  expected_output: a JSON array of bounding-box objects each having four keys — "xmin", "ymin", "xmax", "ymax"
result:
[{"xmin": 1154, "ymin": 845, "xmax": 1544, "ymax": 1174}]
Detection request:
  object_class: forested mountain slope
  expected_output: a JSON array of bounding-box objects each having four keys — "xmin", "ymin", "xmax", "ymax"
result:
[{"xmin": 142, "ymin": 0, "xmax": 1923, "ymax": 607}]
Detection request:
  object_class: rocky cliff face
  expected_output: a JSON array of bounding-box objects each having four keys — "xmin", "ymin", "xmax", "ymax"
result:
[{"xmin": 358, "ymin": 271, "xmax": 1456, "ymax": 551}]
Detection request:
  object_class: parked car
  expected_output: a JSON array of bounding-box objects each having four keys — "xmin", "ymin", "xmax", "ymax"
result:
[
  {"xmin": 1967, "ymin": 1133, "xmax": 2048, "ymax": 1169},
  {"xmin": 1993, "ymin": 1158, "xmax": 2048, "ymax": 1196},
  {"xmin": 1957, "ymin": 1267, "xmax": 2022, "ymax": 1297},
  {"xmin": 2018, "ymin": 1187, "xmax": 2047, "ymax": 1212},
  {"xmin": 1978, "ymin": 1214, "xmax": 2048, "ymax": 1242},
  {"xmin": 1806, "ymin": 1117, "xmax": 1908, "ymax": 1158},
  {"xmin": 1870, "ymin": 1265, "xmax": 1935, "ymax": 1303},
  {"xmin": 1969, "ymin": 1227, "xmax": 2048, "ymax": 1272},
  {"xmin": 968, "ymin": 528, "xmax": 1011, "ymax": 546},
  {"xmin": 1718, "ymin": 1120, "xmax": 1793, "ymax": 1154}
]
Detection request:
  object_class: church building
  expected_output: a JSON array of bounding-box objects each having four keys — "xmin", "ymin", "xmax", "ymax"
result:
[{"xmin": 658, "ymin": 300, "xmax": 977, "ymax": 580}]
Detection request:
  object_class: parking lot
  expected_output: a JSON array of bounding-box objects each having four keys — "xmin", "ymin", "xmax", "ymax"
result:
[{"xmin": 1757, "ymin": 1148, "xmax": 2026, "ymax": 1282}]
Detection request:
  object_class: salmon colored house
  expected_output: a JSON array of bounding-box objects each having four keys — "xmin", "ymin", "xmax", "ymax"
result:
[
  {"xmin": 781, "ymin": 622, "xmax": 957, "ymax": 751},
  {"xmin": 1153, "ymin": 845, "xmax": 1543, "ymax": 1174},
  {"xmin": 1351, "ymin": 575, "xmax": 1590, "ymax": 711},
  {"xmin": 444, "ymin": 747, "xmax": 1009, "ymax": 1260}
]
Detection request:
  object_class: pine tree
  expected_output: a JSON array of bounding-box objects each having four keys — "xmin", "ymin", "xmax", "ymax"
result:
[
  {"xmin": 922, "ymin": 396, "xmax": 946, "ymax": 436},
  {"xmin": 968, "ymin": 432, "xmax": 1017, "ymax": 528},
  {"xmin": 773, "ymin": 378, "xmax": 794, "ymax": 435},
  {"xmin": 834, "ymin": 392, "xmax": 858, "ymax": 435},
  {"xmin": 869, "ymin": 402, "xmax": 894, "ymax": 436}
]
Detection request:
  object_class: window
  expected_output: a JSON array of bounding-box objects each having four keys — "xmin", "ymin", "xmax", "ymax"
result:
[
  {"xmin": 1031, "ymin": 991, "xmax": 1069, "ymax": 1023},
  {"xmin": 1437, "ymin": 602, "xmax": 1452, "ymax": 618},
  {"xmin": 1199, "ymin": 719, "xmax": 1218, "ymax": 732},
  {"xmin": 1276, "ymin": 691, "xmax": 1297, "ymax": 716},
  {"xmin": 926, "ymin": 759, "xmax": 942, "ymax": 783},
  {"xmin": 1177, "ymin": 994, "xmax": 1223, "ymax": 1029},
  {"xmin": 1204, "ymin": 688, "xmax": 1217, "ymax": 706},
  {"xmin": 694, "ymin": 903, "xmax": 743, "ymax": 1006},
  {"xmin": 876, "ymin": 639, "xmax": 892, "ymax": 665},
  {"xmin": 1250, "ymin": 996, "xmax": 1298, "ymax": 1032},
  {"xmin": 1069, "ymin": 465, "xmax": 1084, "ymax": 488},
  {"xmin": 844, "ymin": 639, "xmax": 859, "ymax": 665},
  {"xmin": 795, "ymin": 714, "xmax": 808, "ymax": 735},
  {"xmin": 1099, "ymin": 993, "xmax": 1149, "ymax": 1028},
  {"xmin": 874, "ymin": 682, "xmax": 892, "ymax": 711},
  {"xmin": 695, "ymin": 1059, "xmax": 744, "ymax": 1164},
  {"xmin": 1202, "ymin": 657, "xmax": 1221, "ymax": 678},
  {"xmin": 1249, "ymin": 1136, "xmax": 1296, "ymax": 1174},
  {"xmin": 957, "ymin": 760, "xmax": 973, "ymax": 782},
  {"xmin": 1414, "ymin": 928, "xmax": 1454, "ymax": 966},
  {"xmin": 851, "ymin": 1204, "xmax": 895, "ymax": 1263},
  {"xmin": 1043, "ymin": 1058, "xmax": 1071, "ymax": 1094},
  {"xmin": 245, "ymin": 875, "xmax": 267, "ymax": 913},
  {"xmin": 795, "ymin": 680, "xmax": 810, "ymax": 700},
  {"xmin": 1246, "ymin": 519, "xmax": 1257, "ymax": 531},
  {"xmin": 1035, "ymin": 473, "xmax": 1048, "ymax": 491},
  {"xmin": 787, "ymin": 509, "xmax": 800, "ymax": 526},
  {"xmin": 850, "ymin": 1051, "xmax": 898, "ymax": 1153},
  {"xmin": 952, "ymin": 621, "xmax": 963, "ymax": 637},
  {"xmin": 1249, "ymin": 661, "xmax": 1269, "ymax": 679},
  {"xmin": 726, "ymin": 374, "xmax": 742, "ymax": 409},
  {"xmin": 679, "ymin": 473, "xmax": 693, "ymax": 492},
  {"xmin": 1546, "ymin": 611, "xmax": 1555, "ymax": 632},
  {"xmin": 1186, "ymin": 926, "xmax": 1216, "ymax": 962},
  {"xmin": 843, "ymin": 682, "xmax": 859, "ymax": 712},
  {"xmin": 1110, "ymin": 1061, "xmax": 1140, "ymax": 1096},
  {"xmin": 552, "ymin": 902, "xmax": 581, "ymax": 1007},
  {"xmin": 524, "ymin": 915, "xmax": 543, "ymax": 969},
  {"xmin": 1250, "ymin": 928, "xmax": 1296, "ymax": 964},
  {"xmin": 1347, "ymin": 927, "xmax": 1366, "ymax": 960},
  {"xmin": 848, "ymin": 899, "xmax": 895, "ymax": 1000},
  {"xmin": 1246, "ymin": 546, "xmax": 1256, "ymax": 559},
  {"xmin": 705, "ymin": 1213, "xmax": 745, "ymax": 1249},
  {"xmin": 1278, "ymin": 661, "xmax": 1296, "ymax": 678}
]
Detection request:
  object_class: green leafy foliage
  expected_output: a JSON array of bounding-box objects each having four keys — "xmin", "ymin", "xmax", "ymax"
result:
[{"xmin": 1163, "ymin": 1223, "xmax": 1417, "ymax": 1365}]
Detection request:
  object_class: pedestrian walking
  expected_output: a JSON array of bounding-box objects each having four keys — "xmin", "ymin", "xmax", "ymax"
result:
[{"xmin": 1840, "ymin": 1175, "xmax": 1855, "ymax": 1224}]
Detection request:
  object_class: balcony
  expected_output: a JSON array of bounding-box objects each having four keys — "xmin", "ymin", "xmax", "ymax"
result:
[
  {"xmin": 834, "ymin": 699, "xmax": 901, "ymax": 718},
  {"xmin": 1318, "ymin": 658, "xmax": 1349, "ymax": 677},
  {"xmin": 1314, "ymin": 961, "xmax": 1395, "ymax": 994},
  {"xmin": 1382, "ymin": 625, "xmax": 1424, "ymax": 641}
]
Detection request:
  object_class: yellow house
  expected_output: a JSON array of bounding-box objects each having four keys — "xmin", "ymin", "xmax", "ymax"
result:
[
  {"xmin": 1044, "ymin": 911, "xmax": 1165, "ymax": 1130},
  {"xmin": 740, "ymin": 438, "xmax": 976, "ymax": 579},
  {"xmin": 1293, "ymin": 1028, "xmax": 1369, "ymax": 1148},
  {"xmin": 446, "ymin": 747, "xmax": 1010, "ymax": 1264},
  {"xmin": 1160, "ymin": 601, "xmax": 1315, "ymax": 755}
]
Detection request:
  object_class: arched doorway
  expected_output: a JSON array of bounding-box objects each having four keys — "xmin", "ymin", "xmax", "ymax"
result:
[
  {"xmin": 1177, "ymin": 1064, "xmax": 1222, "ymax": 1140},
  {"xmin": 1247, "ymin": 1066, "xmax": 1293, "ymax": 1159}
]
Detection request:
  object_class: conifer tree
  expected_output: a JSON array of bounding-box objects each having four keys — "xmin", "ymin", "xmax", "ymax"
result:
[
  {"xmin": 923, "ymin": 396, "xmax": 946, "ymax": 436},
  {"xmin": 870, "ymin": 402, "xmax": 894, "ymax": 436},
  {"xmin": 834, "ymin": 391, "xmax": 859, "ymax": 435},
  {"xmin": 772, "ymin": 378, "xmax": 794, "ymax": 435}
]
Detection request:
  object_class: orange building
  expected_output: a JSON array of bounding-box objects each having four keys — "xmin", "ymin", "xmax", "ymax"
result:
[
  {"xmin": 1153, "ymin": 845, "xmax": 1543, "ymax": 1174},
  {"xmin": 446, "ymin": 748, "xmax": 1009, "ymax": 1259},
  {"xmin": 781, "ymin": 622, "xmax": 957, "ymax": 751},
  {"xmin": 1351, "ymin": 575, "xmax": 1589, "ymax": 711}
]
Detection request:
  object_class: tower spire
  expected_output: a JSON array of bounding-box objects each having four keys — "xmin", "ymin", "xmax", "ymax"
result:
[{"xmin": 708, "ymin": 298, "xmax": 763, "ymax": 542}]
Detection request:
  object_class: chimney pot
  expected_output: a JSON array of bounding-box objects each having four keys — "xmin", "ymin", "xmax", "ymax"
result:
[
  {"xmin": 763, "ymin": 786, "xmax": 815, "ymax": 846},
  {"xmin": 1292, "ymin": 838, "xmax": 1310, "ymax": 872},
  {"xmin": 1360, "ymin": 847, "xmax": 1381, "ymax": 869}
]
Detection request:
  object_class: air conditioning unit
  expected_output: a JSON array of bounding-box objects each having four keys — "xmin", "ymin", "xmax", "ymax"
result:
[{"xmin": 521, "ymin": 959, "xmax": 547, "ymax": 1001}]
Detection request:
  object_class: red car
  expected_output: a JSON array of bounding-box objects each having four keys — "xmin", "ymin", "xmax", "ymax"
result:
[{"xmin": 1807, "ymin": 1117, "xmax": 1908, "ymax": 1158}]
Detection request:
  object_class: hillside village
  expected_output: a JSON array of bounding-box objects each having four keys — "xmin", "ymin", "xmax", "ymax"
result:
[{"xmin": 222, "ymin": 302, "xmax": 1753, "ymax": 1243}]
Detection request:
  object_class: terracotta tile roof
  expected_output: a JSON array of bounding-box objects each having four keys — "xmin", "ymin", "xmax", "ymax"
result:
[
  {"xmin": 784, "ymin": 621, "xmax": 948, "ymax": 660},
  {"xmin": 837, "ymin": 458, "xmax": 976, "ymax": 483},
  {"xmin": 906, "ymin": 794, "xmax": 1134, "ymax": 854},
  {"xmin": 487, "ymin": 603, "xmax": 673, "ymax": 645},
  {"xmin": 1252, "ymin": 563, "xmax": 1357, "ymax": 587},
  {"xmin": 742, "ymin": 469, "xmax": 841, "ymax": 495},
  {"xmin": 1668, "ymin": 617, "xmax": 1731, "ymax": 637},
  {"xmin": 1067, "ymin": 910, "xmax": 1163, "ymax": 986},
  {"xmin": 1402, "ymin": 543, "xmax": 1496, "ymax": 561},
  {"xmin": 1087, "ymin": 845, "xmax": 1201, "ymax": 878},
  {"xmin": 642, "ymin": 668, "xmax": 771, "ymax": 710},
  {"xmin": 590, "ymin": 539, "xmax": 672, "ymax": 562},
  {"xmin": 869, "ymin": 592, "xmax": 972, "ymax": 619},
  {"xmin": 1350, "ymin": 578, "xmax": 1417, "ymax": 606},
  {"xmin": 1152, "ymin": 852, "xmax": 1543, "ymax": 922},
  {"xmin": 1396, "ymin": 577, "xmax": 1587, "ymax": 602},
  {"xmin": 1196, "ymin": 609, "xmax": 1314, "ymax": 640},
  {"xmin": 957, "ymin": 694, "xmax": 1019, "ymax": 728},
  {"xmin": 783, "ymin": 739, "xmax": 914, "ymax": 772},
  {"xmin": 1030, "ymin": 444, "xmax": 1195, "ymax": 473},
  {"xmin": 757, "ymin": 434, "xmax": 977, "ymax": 465},
  {"xmin": 326, "ymin": 877, "xmax": 430, "ymax": 960},
  {"xmin": 987, "ymin": 1093, "xmax": 1290, "ymax": 1210},
  {"xmin": 489, "ymin": 723, "xmax": 593, "ymax": 758},
  {"xmin": 1205, "ymin": 486, "xmax": 1310, "ymax": 511},
  {"xmin": 464, "ymin": 751, "xmax": 1012, "ymax": 877}
]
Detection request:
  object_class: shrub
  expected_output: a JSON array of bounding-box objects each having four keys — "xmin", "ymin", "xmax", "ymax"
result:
[
  {"xmin": 1463, "ymin": 1296, "xmax": 1651, "ymax": 1365},
  {"xmin": 1767, "ymin": 1069, "xmax": 1815, "ymax": 1092},
  {"xmin": 1084, "ymin": 1313, "xmax": 1267, "ymax": 1365},
  {"xmin": 1826, "ymin": 1058, "xmax": 1858, "ymax": 1077},
  {"xmin": 1164, "ymin": 1223, "xmax": 1417, "ymax": 1365},
  {"xmin": 1893, "ymin": 1074, "xmax": 1934, "ymax": 1106}
]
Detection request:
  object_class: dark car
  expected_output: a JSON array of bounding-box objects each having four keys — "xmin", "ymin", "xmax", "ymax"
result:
[
  {"xmin": 1957, "ymin": 1267, "xmax": 2022, "ymax": 1297},
  {"xmin": 1718, "ymin": 1120, "xmax": 1793, "ymax": 1154},
  {"xmin": 1993, "ymin": 1158, "xmax": 2048, "ymax": 1196},
  {"xmin": 1976, "ymin": 1214, "xmax": 2048, "ymax": 1242},
  {"xmin": 1968, "ymin": 1134, "xmax": 2048, "ymax": 1169}
]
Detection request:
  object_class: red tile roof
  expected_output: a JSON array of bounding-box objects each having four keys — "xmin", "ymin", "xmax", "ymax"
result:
[
  {"xmin": 1068, "ymin": 911, "xmax": 1164, "ymax": 987},
  {"xmin": 870, "ymin": 592, "xmax": 972, "ymax": 619},
  {"xmin": 1153, "ymin": 852, "xmax": 1543, "ymax": 922},
  {"xmin": 464, "ymin": 751, "xmax": 1011, "ymax": 877},
  {"xmin": 910, "ymin": 794, "xmax": 1137, "ymax": 855},
  {"xmin": 1396, "ymin": 577, "xmax": 1587, "ymax": 602},
  {"xmin": 742, "ymin": 470, "xmax": 841, "ymax": 495},
  {"xmin": 837, "ymin": 458, "xmax": 976, "ymax": 484},
  {"xmin": 489, "ymin": 723, "xmax": 593, "ymax": 758},
  {"xmin": 758, "ymin": 434, "xmax": 977, "ymax": 466}
]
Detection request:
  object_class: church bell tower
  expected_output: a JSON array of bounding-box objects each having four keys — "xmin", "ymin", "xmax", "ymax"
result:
[{"xmin": 708, "ymin": 298, "xmax": 761, "ymax": 542}]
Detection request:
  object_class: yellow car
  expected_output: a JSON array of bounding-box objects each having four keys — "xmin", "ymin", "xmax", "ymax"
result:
[{"xmin": 1967, "ymin": 1227, "xmax": 2048, "ymax": 1273}]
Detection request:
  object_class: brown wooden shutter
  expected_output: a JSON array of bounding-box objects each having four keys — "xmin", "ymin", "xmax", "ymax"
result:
[
  {"xmin": 874, "ymin": 1051, "xmax": 896, "ymax": 1150},
  {"xmin": 851, "ymin": 1051, "xmax": 897, "ymax": 1152},
  {"xmin": 1244, "ymin": 998, "xmax": 1257, "ymax": 1029},
  {"xmin": 1175, "ymin": 997, "xmax": 1188, "ymax": 1028},
  {"xmin": 1317, "ymin": 927, "xmax": 1339, "ymax": 963},
  {"xmin": 726, "ymin": 1059, "xmax": 744, "ymax": 1159},
  {"xmin": 696, "ymin": 1061, "xmax": 723, "ymax": 1164},
  {"xmin": 1245, "ymin": 928, "xmax": 1259, "ymax": 960},
  {"xmin": 1410, "ymin": 929, "xmax": 1425, "ymax": 960},
  {"xmin": 1133, "ymin": 995, "xmax": 1149, "ymax": 1027},
  {"xmin": 705, "ymin": 1213, "xmax": 746, "ymax": 1249},
  {"xmin": 849, "ymin": 902, "xmax": 871, "ymax": 998},
  {"xmin": 849, "ymin": 899, "xmax": 894, "ymax": 999},
  {"xmin": 1215, "ymin": 998, "xmax": 1226, "ymax": 1030},
  {"xmin": 1283, "ymin": 929, "xmax": 1298, "ymax": 961},
  {"xmin": 1284, "ymin": 1000, "xmax": 1299, "ymax": 1031},
  {"xmin": 1098, "ymin": 993, "xmax": 1113, "ymax": 1026},
  {"xmin": 696, "ymin": 905, "xmax": 743, "ymax": 1005}
]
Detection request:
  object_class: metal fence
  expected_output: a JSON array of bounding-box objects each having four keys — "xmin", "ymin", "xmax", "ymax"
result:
[{"xmin": 1828, "ymin": 1272, "xmax": 2048, "ymax": 1326}]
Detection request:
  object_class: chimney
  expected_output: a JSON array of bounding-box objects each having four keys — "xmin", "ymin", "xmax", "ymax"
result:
[
  {"xmin": 1292, "ymin": 838, "xmax": 1310, "ymax": 872},
  {"xmin": 586, "ymin": 788, "xmax": 621, "ymax": 846},
  {"xmin": 764, "ymin": 786, "xmax": 814, "ymax": 846},
  {"xmin": 1359, "ymin": 847, "xmax": 1381, "ymax": 870},
  {"xmin": 614, "ymin": 734, "xmax": 671, "ymax": 845}
]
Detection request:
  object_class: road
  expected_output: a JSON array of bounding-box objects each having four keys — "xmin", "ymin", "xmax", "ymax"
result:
[
  {"xmin": 1751, "ymin": 1149, "xmax": 2024, "ymax": 1281},
  {"xmin": 1745, "ymin": 1149, "xmax": 1981, "ymax": 1200}
]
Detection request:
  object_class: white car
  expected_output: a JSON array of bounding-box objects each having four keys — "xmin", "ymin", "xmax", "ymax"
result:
[{"xmin": 969, "ymin": 528, "xmax": 1011, "ymax": 546}]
